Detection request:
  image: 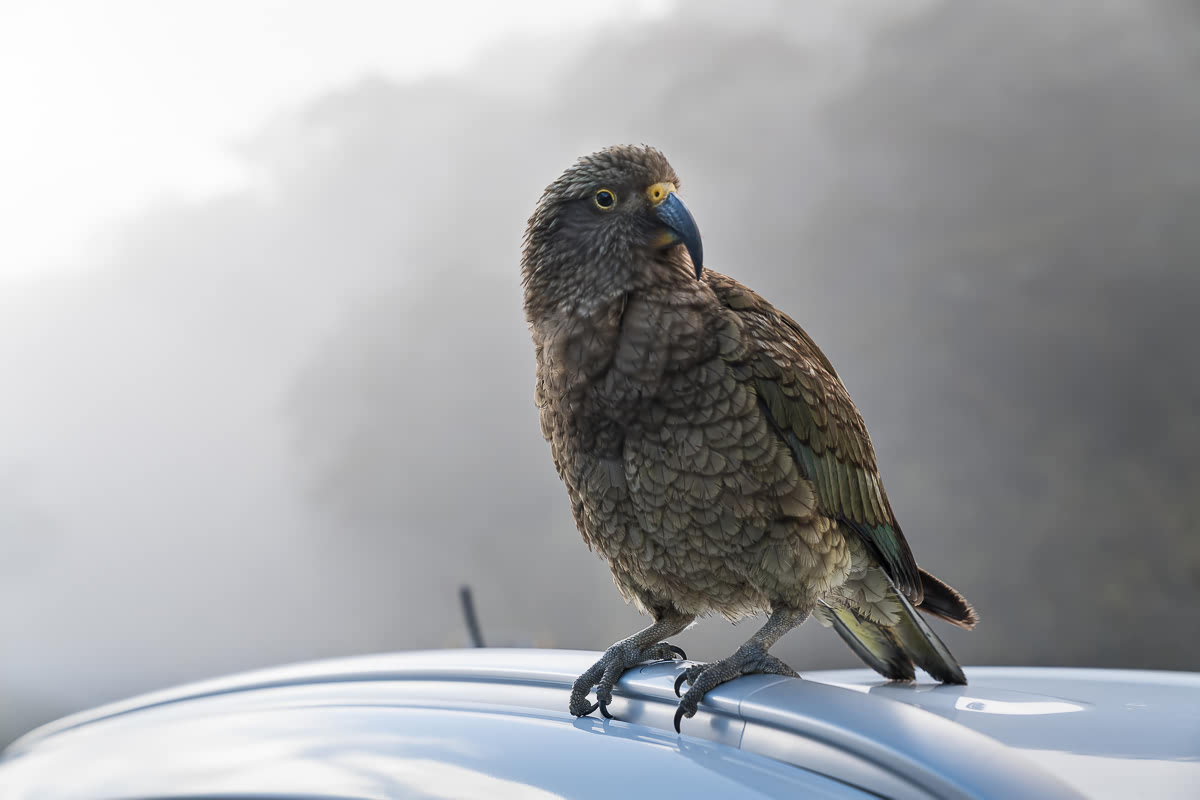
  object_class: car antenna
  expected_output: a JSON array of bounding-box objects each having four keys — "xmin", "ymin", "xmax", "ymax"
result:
[{"xmin": 459, "ymin": 585, "xmax": 486, "ymax": 647}]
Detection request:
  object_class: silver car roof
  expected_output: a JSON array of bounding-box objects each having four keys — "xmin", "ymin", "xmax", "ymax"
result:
[{"xmin": 3, "ymin": 648, "xmax": 1197, "ymax": 799}]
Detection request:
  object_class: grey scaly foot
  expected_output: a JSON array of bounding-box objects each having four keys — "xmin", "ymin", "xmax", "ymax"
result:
[
  {"xmin": 673, "ymin": 644, "xmax": 798, "ymax": 733},
  {"xmin": 570, "ymin": 641, "xmax": 686, "ymax": 718}
]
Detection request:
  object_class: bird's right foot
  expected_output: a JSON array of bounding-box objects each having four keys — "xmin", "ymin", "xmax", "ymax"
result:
[
  {"xmin": 570, "ymin": 641, "xmax": 687, "ymax": 718},
  {"xmin": 671, "ymin": 645, "xmax": 799, "ymax": 732}
]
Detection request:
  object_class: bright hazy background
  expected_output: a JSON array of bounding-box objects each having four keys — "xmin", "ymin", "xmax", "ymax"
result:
[{"xmin": 3, "ymin": 0, "xmax": 1198, "ymax": 746}]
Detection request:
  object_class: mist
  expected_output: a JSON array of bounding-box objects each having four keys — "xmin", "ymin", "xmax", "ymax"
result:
[{"xmin": 3, "ymin": 0, "xmax": 1198, "ymax": 745}]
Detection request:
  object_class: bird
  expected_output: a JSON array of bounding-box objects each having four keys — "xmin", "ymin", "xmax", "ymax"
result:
[{"xmin": 521, "ymin": 144, "xmax": 978, "ymax": 733}]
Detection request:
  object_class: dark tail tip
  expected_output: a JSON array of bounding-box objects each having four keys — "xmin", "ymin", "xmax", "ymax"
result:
[{"xmin": 917, "ymin": 568, "xmax": 979, "ymax": 630}]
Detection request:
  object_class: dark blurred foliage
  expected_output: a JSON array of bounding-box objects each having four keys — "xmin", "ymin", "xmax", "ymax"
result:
[{"xmin": 3, "ymin": 0, "xmax": 1198, "ymax": 747}]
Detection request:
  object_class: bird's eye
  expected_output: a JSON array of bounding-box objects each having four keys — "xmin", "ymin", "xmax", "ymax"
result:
[{"xmin": 594, "ymin": 189, "xmax": 616, "ymax": 210}]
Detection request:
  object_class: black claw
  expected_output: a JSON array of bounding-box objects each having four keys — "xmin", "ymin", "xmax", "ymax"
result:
[
  {"xmin": 579, "ymin": 701, "xmax": 599, "ymax": 717},
  {"xmin": 667, "ymin": 644, "xmax": 687, "ymax": 660},
  {"xmin": 673, "ymin": 705, "xmax": 686, "ymax": 734},
  {"xmin": 598, "ymin": 698, "xmax": 614, "ymax": 719},
  {"xmin": 673, "ymin": 672, "xmax": 688, "ymax": 698}
]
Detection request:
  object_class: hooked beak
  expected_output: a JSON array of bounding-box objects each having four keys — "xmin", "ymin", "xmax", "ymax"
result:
[{"xmin": 647, "ymin": 183, "xmax": 704, "ymax": 279}]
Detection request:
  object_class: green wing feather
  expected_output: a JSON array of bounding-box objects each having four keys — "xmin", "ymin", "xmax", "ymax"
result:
[{"xmin": 709, "ymin": 272, "xmax": 923, "ymax": 601}]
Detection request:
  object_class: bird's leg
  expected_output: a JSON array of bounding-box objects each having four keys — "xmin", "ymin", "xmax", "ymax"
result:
[
  {"xmin": 570, "ymin": 611, "xmax": 694, "ymax": 719},
  {"xmin": 673, "ymin": 606, "xmax": 809, "ymax": 732}
]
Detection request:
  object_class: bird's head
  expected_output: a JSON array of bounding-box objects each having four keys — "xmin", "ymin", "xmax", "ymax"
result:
[{"xmin": 522, "ymin": 145, "xmax": 703, "ymax": 321}]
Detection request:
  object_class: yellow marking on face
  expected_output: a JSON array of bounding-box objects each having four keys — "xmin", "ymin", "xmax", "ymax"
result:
[
  {"xmin": 645, "ymin": 182, "xmax": 677, "ymax": 207},
  {"xmin": 651, "ymin": 228, "xmax": 680, "ymax": 248}
]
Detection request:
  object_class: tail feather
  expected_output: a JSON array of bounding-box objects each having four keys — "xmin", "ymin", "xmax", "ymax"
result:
[
  {"xmin": 821, "ymin": 569, "xmax": 970, "ymax": 685},
  {"xmin": 816, "ymin": 605, "xmax": 915, "ymax": 681},
  {"xmin": 891, "ymin": 583, "xmax": 967, "ymax": 684},
  {"xmin": 917, "ymin": 568, "xmax": 979, "ymax": 629}
]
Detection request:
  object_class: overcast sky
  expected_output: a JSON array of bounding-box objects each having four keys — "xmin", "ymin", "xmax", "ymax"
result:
[{"xmin": 0, "ymin": 1, "xmax": 672, "ymax": 281}]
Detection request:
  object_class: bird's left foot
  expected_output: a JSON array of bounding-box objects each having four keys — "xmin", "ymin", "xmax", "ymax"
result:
[
  {"xmin": 570, "ymin": 641, "xmax": 687, "ymax": 719},
  {"xmin": 672, "ymin": 644, "xmax": 798, "ymax": 733}
]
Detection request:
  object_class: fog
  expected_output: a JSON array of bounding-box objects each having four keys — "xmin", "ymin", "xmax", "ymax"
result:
[{"xmin": 3, "ymin": 0, "xmax": 1198, "ymax": 745}]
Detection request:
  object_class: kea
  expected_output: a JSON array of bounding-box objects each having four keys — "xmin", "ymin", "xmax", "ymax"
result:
[{"xmin": 521, "ymin": 145, "xmax": 978, "ymax": 732}]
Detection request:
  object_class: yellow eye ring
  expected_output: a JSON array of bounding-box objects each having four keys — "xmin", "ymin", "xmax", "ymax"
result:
[{"xmin": 594, "ymin": 188, "xmax": 617, "ymax": 210}]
